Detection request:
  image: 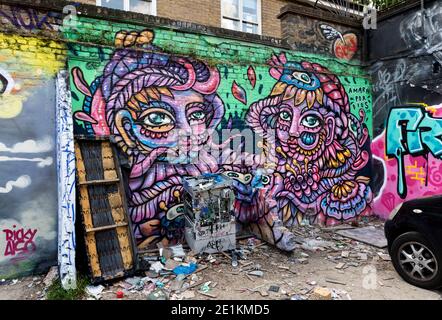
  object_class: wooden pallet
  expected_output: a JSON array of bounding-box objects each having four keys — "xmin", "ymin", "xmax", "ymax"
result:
[{"xmin": 74, "ymin": 136, "xmax": 137, "ymax": 283}]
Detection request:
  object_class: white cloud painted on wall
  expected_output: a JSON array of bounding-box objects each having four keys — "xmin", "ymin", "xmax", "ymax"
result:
[
  {"xmin": 0, "ymin": 175, "xmax": 31, "ymax": 194},
  {"xmin": 0, "ymin": 156, "xmax": 53, "ymax": 167},
  {"xmin": 0, "ymin": 136, "xmax": 53, "ymax": 153}
]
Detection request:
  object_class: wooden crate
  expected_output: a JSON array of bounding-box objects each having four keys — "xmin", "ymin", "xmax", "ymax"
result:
[{"xmin": 74, "ymin": 136, "xmax": 137, "ymax": 283}]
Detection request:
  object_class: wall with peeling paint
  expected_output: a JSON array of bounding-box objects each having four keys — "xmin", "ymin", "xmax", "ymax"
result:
[{"xmin": 369, "ymin": 0, "xmax": 442, "ymax": 219}]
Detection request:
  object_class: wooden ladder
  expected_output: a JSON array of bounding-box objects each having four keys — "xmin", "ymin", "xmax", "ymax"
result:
[{"xmin": 74, "ymin": 136, "xmax": 137, "ymax": 283}]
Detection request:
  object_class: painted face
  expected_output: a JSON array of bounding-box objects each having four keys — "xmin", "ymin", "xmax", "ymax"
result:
[
  {"xmin": 275, "ymin": 98, "xmax": 335, "ymax": 162},
  {"xmin": 115, "ymin": 90, "xmax": 212, "ymax": 157}
]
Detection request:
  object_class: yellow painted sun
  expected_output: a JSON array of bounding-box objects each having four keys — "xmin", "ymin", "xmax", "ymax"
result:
[{"xmin": 0, "ymin": 95, "xmax": 23, "ymax": 119}]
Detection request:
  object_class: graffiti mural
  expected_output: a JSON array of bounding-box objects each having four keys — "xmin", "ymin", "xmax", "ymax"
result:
[
  {"xmin": 3, "ymin": 226, "xmax": 37, "ymax": 262},
  {"xmin": 246, "ymin": 53, "xmax": 372, "ymax": 226},
  {"xmin": 373, "ymin": 104, "xmax": 442, "ymax": 218},
  {"xmin": 70, "ymin": 29, "xmax": 373, "ymax": 249},
  {"xmin": 56, "ymin": 71, "xmax": 77, "ymax": 289},
  {"xmin": 369, "ymin": 0, "xmax": 442, "ymax": 218},
  {"xmin": 0, "ymin": 33, "xmax": 63, "ymax": 278},
  {"xmin": 0, "ymin": 6, "xmax": 56, "ymax": 31},
  {"xmin": 319, "ymin": 24, "xmax": 358, "ymax": 61}
]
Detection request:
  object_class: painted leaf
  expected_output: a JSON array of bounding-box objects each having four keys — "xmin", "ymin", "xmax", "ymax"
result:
[
  {"xmin": 74, "ymin": 111, "xmax": 97, "ymax": 124},
  {"xmin": 232, "ymin": 81, "xmax": 247, "ymax": 105},
  {"xmin": 247, "ymin": 66, "xmax": 256, "ymax": 89}
]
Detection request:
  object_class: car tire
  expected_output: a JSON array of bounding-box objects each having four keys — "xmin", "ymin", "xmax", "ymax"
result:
[{"xmin": 390, "ymin": 231, "xmax": 442, "ymax": 290}]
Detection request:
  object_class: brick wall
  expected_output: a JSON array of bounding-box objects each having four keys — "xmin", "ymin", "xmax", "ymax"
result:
[
  {"xmin": 74, "ymin": 0, "xmax": 287, "ymax": 38},
  {"xmin": 261, "ymin": 0, "xmax": 286, "ymax": 38},
  {"xmin": 0, "ymin": 0, "xmax": 374, "ymax": 277},
  {"xmin": 157, "ymin": 0, "xmax": 221, "ymax": 30},
  {"xmin": 279, "ymin": 3, "xmax": 363, "ymax": 61}
]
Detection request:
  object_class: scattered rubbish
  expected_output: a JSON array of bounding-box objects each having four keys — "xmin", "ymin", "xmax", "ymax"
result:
[
  {"xmin": 247, "ymin": 237, "xmax": 262, "ymax": 248},
  {"xmin": 116, "ymin": 291, "xmax": 124, "ymax": 299},
  {"xmin": 290, "ymin": 294, "xmax": 305, "ymax": 300},
  {"xmin": 335, "ymin": 263, "xmax": 346, "ymax": 269},
  {"xmin": 377, "ymin": 252, "xmax": 391, "ymax": 261},
  {"xmin": 198, "ymin": 291, "xmax": 218, "ymax": 298},
  {"xmin": 241, "ymin": 261, "xmax": 254, "ymax": 268},
  {"xmin": 165, "ymin": 259, "xmax": 182, "ymax": 270},
  {"xmin": 358, "ymin": 253, "xmax": 368, "ymax": 261},
  {"xmin": 325, "ymin": 278, "xmax": 347, "ymax": 286},
  {"xmin": 311, "ymin": 287, "xmax": 332, "ymax": 300},
  {"xmin": 170, "ymin": 244, "xmax": 186, "ymax": 258},
  {"xmin": 173, "ymin": 262, "xmax": 198, "ymax": 275},
  {"xmin": 300, "ymin": 238, "xmax": 333, "ymax": 251},
  {"xmin": 346, "ymin": 262, "xmax": 360, "ymax": 267},
  {"xmin": 245, "ymin": 274, "xmax": 254, "ymax": 281},
  {"xmin": 181, "ymin": 291, "xmax": 196, "ymax": 299},
  {"xmin": 85, "ymin": 285, "xmax": 105, "ymax": 300},
  {"xmin": 341, "ymin": 251, "xmax": 350, "ymax": 258},
  {"xmin": 124, "ymin": 277, "xmax": 145, "ymax": 291},
  {"xmin": 182, "ymin": 174, "xmax": 236, "ymax": 254},
  {"xmin": 297, "ymin": 258, "xmax": 309, "ymax": 264},
  {"xmin": 170, "ymin": 279, "xmax": 183, "ymax": 291},
  {"xmin": 308, "ymin": 281, "xmax": 317, "ymax": 286},
  {"xmin": 331, "ymin": 288, "xmax": 352, "ymax": 300},
  {"xmin": 268, "ymin": 285, "xmax": 280, "ymax": 293},
  {"xmin": 141, "ymin": 255, "xmax": 160, "ymax": 262},
  {"xmin": 335, "ymin": 226, "xmax": 387, "ymax": 248},
  {"xmin": 231, "ymin": 251, "xmax": 238, "ymax": 268},
  {"xmin": 190, "ymin": 274, "xmax": 199, "ymax": 282},
  {"xmin": 300, "ymin": 252, "xmax": 309, "ymax": 258},
  {"xmin": 147, "ymin": 288, "xmax": 169, "ymax": 300},
  {"xmin": 248, "ymin": 270, "xmax": 264, "ymax": 277},
  {"xmin": 150, "ymin": 261, "xmax": 164, "ymax": 273},
  {"xmin": 322, "ymin": 225, "xmax": 355, "ymax": 231},
  {"xmin": 259, "ymin": 289, "xmax": 269, "ymax": 297},
  {"xmin": 11, "ymin": 279, "xmax": 18, "ymax": 285},
  {"xmin": 43, "ymin": 266, "xmax": 59, "ymax": 287},
  {"xmin": 200, "ymin": 281, "xmax": 211, "ymax": 293}
]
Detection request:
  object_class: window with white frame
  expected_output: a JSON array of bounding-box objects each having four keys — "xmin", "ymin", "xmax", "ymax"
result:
[
  {"xmin": 221, "ymin": 0, "xmax": 261, "ymax": 35},
  {"xmin": 96, "ymin": 0, "xmax": 157, "ymax": 16}
]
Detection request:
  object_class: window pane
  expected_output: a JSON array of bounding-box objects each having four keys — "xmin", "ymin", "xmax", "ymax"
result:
[
  {"xmin": 129, "ymin": 0, "xmax": 152, "ymax": 14},
  {"xmin": 243, "ymin": 0, "xmax": 257, "ymax": 23},
  {"xmin": 100, "ymin": 0, "xmax": 124, "ymax": 11},
  {"xmin": 222, "ymin": 17, "xmax": 241, "ymax": 31},
  {"xmin": 222, "ymin": 0, "xmax": 240, "ymax": 19},
  {"xmin": 242, "ymin": 21, "xmax": 258, "ymax": 34}
]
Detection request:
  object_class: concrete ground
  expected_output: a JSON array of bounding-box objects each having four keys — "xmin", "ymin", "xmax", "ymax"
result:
[{"xmin": 1, "ymin": 219, "xmax": 441, "ymax": 300}]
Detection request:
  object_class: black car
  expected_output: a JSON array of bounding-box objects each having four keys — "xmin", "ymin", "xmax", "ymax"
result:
[{"xmin": 385, "ymin": 195, "xmax": 442, "ymax": 289}]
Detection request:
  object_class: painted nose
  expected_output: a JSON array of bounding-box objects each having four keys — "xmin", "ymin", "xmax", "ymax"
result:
[{"xmin": 289, "ymin": 120, "xmax": 300, "ymax": 137}]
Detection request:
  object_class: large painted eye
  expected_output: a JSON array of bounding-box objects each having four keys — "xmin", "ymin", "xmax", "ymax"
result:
[
  {"xmin": 279, "ymin": 111, "xmax": 292, "ymax": 121},
  {"xmin": 189, "ymin": 110, "xmax": 206, "ymax": 122},
  {"xmin": 146, "ymin": 112, "xmax": 172, "ymax": 126},
  {"xmin": 226, "ymin": 172, "xmax": 239, "ymax": 178},
  {"xmin": 301, "ymin": 115, "xmax": 320, "ymax": 128},
  {"xmin": 262, "ymin": 175, "xmax": 271, "ymax": 185},
  {"xmin": 292, "ymin": 71, "xmax": 311, "ymax": 84},
  {"xmin": 139, "ymin": 108, "xmax": 175, "ymax": 132}
]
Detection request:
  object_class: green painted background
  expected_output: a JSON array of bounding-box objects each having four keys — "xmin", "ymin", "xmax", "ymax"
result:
[{"xmin": 65, "ymin": 17, "xmax": 373, "ymax": 136}]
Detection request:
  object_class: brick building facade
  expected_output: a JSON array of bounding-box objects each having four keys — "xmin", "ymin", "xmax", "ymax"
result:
[{"xmin": 76, "ymin": 0, "xmax": 290, "ymax": 38}]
